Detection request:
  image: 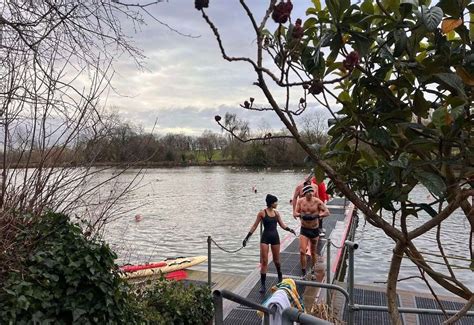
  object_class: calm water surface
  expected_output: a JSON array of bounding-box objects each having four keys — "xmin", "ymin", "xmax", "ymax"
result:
[{"xmin": 104, "ymin": 167, "xmax": 472, "ymax": 296}]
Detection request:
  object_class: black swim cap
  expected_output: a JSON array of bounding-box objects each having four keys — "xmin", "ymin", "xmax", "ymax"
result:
[{"xmin": 266, "ymin": 194, "xmax": 278, "ymax": 207}]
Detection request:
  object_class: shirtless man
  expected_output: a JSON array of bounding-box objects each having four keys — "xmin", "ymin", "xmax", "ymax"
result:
[
  {"xmin": 292, "ymin": 177, "xmax": 318, "ymax": 218},
  {"xmin": 294, "ymin": 185, "xmax": 330, "ymax": 278}
]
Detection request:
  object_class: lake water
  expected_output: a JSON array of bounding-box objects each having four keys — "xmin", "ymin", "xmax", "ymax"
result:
[{"xmin": 104, "ymin": 167, "xmax": 472, "ymax": 296}]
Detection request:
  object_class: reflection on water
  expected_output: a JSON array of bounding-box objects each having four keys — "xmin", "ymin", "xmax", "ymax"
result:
[{"xmin": 104, "ymin": 167, "xmax": 472, "ymax": 296}]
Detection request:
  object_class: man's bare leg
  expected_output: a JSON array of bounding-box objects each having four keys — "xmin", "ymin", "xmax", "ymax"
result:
[
  {"xmin": 299, "ymin": 235, "xmax": 309, "ymax": 277},
  {"xmin": 310, "ymin": 237, "xmax": 318, "ymax": 279}
]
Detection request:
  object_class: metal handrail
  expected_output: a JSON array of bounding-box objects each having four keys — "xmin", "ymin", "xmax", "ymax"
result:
[
  {"xmin": 264, "ymin": 274, "xmax": 350, "ymax": 304},
  {"xmin": 207, "ymin": 236, "xmax": 211, "ymax": 287},
  {"xmin": 352, "ymin": 304, "xmax": 474, "ymax": 316},
  {"xmin": 213, "ymin": 289, "xmax": 274, "ymax": 325},
  {"xmin": 282, "ymin": 307, "xmax": 333, "ymax": 324}
]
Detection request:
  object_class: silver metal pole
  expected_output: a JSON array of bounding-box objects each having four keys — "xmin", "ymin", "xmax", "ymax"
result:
[
  {"xmin": 345, "ymin": 240, "xmax": 358, "ymax": 325},
  {"xmin": 282, "ymin": 307, "xmax": 333, "ymax": 324},
  {"xmin": 207, "ymin": 236, "xmax": 211, "ymax": 288},
  {"xmin": 219, "ymin": 289, "xmax": 273, "ymax": 312},
  {"xmin": 353, "ymin": 304, "xmax": 474, "ymax": 316},
  {"xmin": 326, "ymin": 238, "xmax": 331, "ymax": 307},
  {"xmin": 348, "ymin": 245, "xmax": 354, "ymax": 325},
  {"xmin": 213, "ymin": 290, "xmax": 223, "ymax": 325}
]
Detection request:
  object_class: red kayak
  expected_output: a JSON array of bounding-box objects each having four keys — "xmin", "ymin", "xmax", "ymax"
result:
[
  {"xmin": 165, "ymin": 270, "xmax": 187, "ymax": 281},
  {"xmin": 120, "ymin": 261, "xmax": 167, "ymax": 273}
]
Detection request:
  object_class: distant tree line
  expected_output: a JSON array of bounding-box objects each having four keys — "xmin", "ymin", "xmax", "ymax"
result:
[
  {"xmin": 80, "ymin": 112, "xmax": 328, "ymax": 167},
  {"xmin": 1, "ymin": 113, "xmax": 329, "ymax": 168}
]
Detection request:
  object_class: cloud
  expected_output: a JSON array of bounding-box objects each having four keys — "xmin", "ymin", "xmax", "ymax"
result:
[
  {"xmin": 106, "ymin": 1, "xmax": 321, "ymax": 135},
  {"xmin": 118, "ymin": 102, "xmax": 331, "ymax": 138}
]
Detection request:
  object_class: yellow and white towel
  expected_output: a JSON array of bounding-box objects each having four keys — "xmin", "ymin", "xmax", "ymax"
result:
[{"xmin": 258, "ymin": 278, "xmax": 306, "ymax": 322}]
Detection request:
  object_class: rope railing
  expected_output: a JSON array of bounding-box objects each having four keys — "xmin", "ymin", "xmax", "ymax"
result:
[
  {"xmin": 329, "ymin": 240, "xmax": 343, "ymax": 249},
  {"xmin": 210, "ymin": 237, "xmax": 245, "ymax": 254}
]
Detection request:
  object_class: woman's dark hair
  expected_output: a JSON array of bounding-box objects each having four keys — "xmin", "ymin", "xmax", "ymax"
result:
[{"xmin": 265, "ymin": 194, "xmax": 278, "ymax": 207}]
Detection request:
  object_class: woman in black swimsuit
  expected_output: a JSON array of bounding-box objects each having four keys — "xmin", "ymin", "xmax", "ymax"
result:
[{"xmin": 242, "ymin": 194, "xmax": 296, "ymax": 293}]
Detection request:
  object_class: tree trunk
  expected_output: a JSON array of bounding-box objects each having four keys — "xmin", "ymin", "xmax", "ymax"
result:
[{"xmin": 387, "ymin": 242, "xmax": 404, "ymax": 325}]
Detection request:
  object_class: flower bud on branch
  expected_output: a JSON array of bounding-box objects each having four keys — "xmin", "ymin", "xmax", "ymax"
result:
[
  {"xmin": 343, "ymin": 51, "xmax": 360, "ymax": 71},
  {"xmin": 272, "ymin": 0, "xmax": 293, "ymax": 24},
  {"xmin": 292, "ymin": 18, "xmax": 304, "ymax": 38},
  {"xmin": 309, "ymin": 80, "xmax": 324, "ymax": 95},
  {"xmin": 195, "ymin": 0, "xmax": 209, "ymax": 10}
]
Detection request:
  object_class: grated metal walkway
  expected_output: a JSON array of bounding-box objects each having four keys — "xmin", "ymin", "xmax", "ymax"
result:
[
  {"xmin": 416, "ymin": 297, "xmax": 474, "ymax": 325},
  {"xmin": 343, "ymin": 288, "xmax": 402, "ymax": 325}
]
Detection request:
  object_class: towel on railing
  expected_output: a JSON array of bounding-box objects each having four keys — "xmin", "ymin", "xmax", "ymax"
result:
[
  {"xmin": 257, "ymin": 278, "xmax": 306, "ymax": 322},
  {"xmin": 272, "ymin": 278, "xmax": 305, "ymax": 312},
  {"xmin": 261, "ymin": 290, "xmax": 291, "ymax": 325}
]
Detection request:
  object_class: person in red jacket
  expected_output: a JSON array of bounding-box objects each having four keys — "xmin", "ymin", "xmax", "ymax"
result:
[{"xmin": 311, "ymin": 177, "xmax": 329, "ymax": 236}]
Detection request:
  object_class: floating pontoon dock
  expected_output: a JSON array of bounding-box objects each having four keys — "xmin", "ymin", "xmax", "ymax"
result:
[{"xmin": 204, "ymin": 197, "xmax": 474, "ymax": 324}]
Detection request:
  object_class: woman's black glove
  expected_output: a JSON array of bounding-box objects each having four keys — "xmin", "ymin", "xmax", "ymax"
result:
[{"xmin": 242, "ymin": 232, "xmax": 252, "ymax": 247}]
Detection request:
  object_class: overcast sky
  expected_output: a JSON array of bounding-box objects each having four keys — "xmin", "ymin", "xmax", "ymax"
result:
[{"xmin": 106, "ymin": 1, "xmax": 331, "ymax": 136}]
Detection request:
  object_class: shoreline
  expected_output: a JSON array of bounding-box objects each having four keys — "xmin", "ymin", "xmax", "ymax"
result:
[{"xmin": 6, "ymin": 160, "xmax": 308, "ymax": 170}]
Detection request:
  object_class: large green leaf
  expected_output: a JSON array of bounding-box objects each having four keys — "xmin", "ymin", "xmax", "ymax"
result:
[
  {"xmin": 393, "ymin": 29, "xmax": 407, "ymax": 57},
  {"xmin": 383, "ymin": 0, "xmax": 401, "ymax": 12},
  {"xmin": 361, "ymin": 0, "xmax": 375, "ymax": 14},
  {"xmin": 413, "ymin": 171, "xmax": 446, "ymax": 197},
  {"xmin": 359, "ymin": 150, "xmax": 378, "ymax": 166},
  {"xmin": 367, "ymin": 169, "xmax": 383, "ymax": 196},
  {"xmin": 437, "ymin": 0, "xmax": 462, "ymax": 18},
  {"xmin": 400, "ymin": 0, "xmax": 418, "ymax": 6},
  {"xmin": 326, "ymin": 0, "xmax": 350, "ymax": 21},
  {"xmin": 416, "ymin": 203, "xmax": 438, "ymax": 217},
  {"xmin": 400, "ymin": 1, "xmax": 416, "ymax": 17},
  {"xmin": 313, "ymin": 166, "xmax": 325, "ymax": 184},
  {"xmin": 432, "ymin": 106, "xmax": 452, "ymax": 129},
  {"xmin": 368, "ymin": 127, "xmax": 392, "ymax": 147},
  {"xmin": 377, "ymin": 37, "xmax": 395, "ymax": 62},
  {"xmin": 433, "ymin": 72, "xmax": 467, "ymax": 98},
  {"xmin": 306, "ymin": 7, "xmax": 319, "ymax": 16},
  {"xmin": 389, "ymin": 153, "xmax": 410, "ymax": 168},
  {"xmin": 312, "ymin": 0, "xmax": 322, "ymax": 11},
  {"xmin": 303, "ymin": 17, "xmax": 318, "ymax": 29},
  {"xmin": 470, "ymin": 13, "xmax": 474, "ymax": 41},
  {"xmin": 422, "ymin": 6, "xmax": 443, "ymax": 31},
  {"xmin": 350, "ymin": 31, "xmax": 373, "ymax": 57},
  {"xmin": 413, "ymin": 90, "xmax": 431, "ymax": 118},
  {"xmin": 326, "ymin": 0, "xmax": 339, "ymax": 20}
]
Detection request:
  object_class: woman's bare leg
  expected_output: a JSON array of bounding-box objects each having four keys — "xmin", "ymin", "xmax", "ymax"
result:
[
  {"xmin": 260, "ymin": 243, "xmax": 269, "ymax": 292},
  {"xmin": 271, "ymin": 244, "xmax": 282, "ymax": 282},
  {"xmin": 260, "ymin": 243, "xmax": 269, "ymax": 274}
]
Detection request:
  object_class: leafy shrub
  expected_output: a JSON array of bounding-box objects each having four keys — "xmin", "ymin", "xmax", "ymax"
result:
[
  {"xmin": 136, "ymin": 278, "xmax": 214, "ymax": 325},
  {"xmin": 0, "ymin": 212, "xmax": 214, "ymax": 324},
  {"xmin": 0, "ymin": 212, "xmax": 138, "ymax": 324},
  {"xmin": 243, "ymin": 144, "xmax": 268, "ymax": 166}
]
